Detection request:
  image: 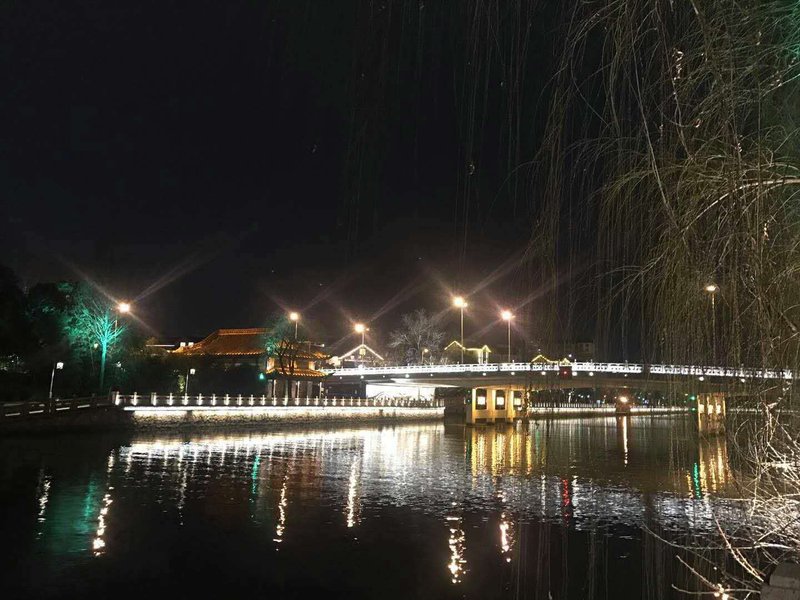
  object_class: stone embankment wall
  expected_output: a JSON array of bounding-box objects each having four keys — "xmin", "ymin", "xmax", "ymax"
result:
[
  {"xmin": 128, "ymin": 406, "xmax": 445, "ymax": 429},
  {"xmin": 0, "ymin": 406, "xmax": 446, "ymax": 433}
]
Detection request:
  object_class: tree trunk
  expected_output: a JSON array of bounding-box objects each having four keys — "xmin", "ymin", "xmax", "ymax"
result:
[{"xmin": 99, "ymin": 341, "xmax": 107, "ymax": 392}]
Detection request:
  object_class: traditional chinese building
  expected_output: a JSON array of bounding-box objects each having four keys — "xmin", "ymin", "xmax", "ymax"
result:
[{"xmin": 173, "ymin": 328, "xmax": 328, "ymax": 398}]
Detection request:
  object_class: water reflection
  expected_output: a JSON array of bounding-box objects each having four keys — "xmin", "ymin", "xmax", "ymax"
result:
[
  {"xmin": 35, "ymin": 468, "xmax": 51, "ymax": 536},
  {"xmin": 274, "ymin": 474, "xmax": 288, "ymax": 545},
  {"xmin": 345, "ymin": 457, "xmax": 361, "ymax": 529},
  {"xmin": 0, "ymin": 417, "xmax": 744, "ymax": 599},
  {"xmin": 445, "ymin": 507, "xmax": 467, "ymax": 583}
]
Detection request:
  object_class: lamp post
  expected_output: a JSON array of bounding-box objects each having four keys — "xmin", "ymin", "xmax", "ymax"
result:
[
  {"xmin": 704, "ymin": 284, "xmax": 718, "ymax": 363},
  {"xmin": 422, "ymin": 348, "xmax": 429, "ymax": 365},
  {"xmin": 501, "ymin": 310, "xmax": 514, "ymax": 363},
  {"xmin": 354, "ymin": 323, "xmax": 368, "ymax": 346},
  {"xmin": 453, "ymin": 296, "xmax": 467, "ymax": 363},
  {"xmin": 289, "ymin": 311, "xmax": 300, "ymax": 339},
  {"xmin": 186, "ymin": 367, "xmax": 196, "ymax": 395},
  {"xmin": 49, "ymin": 361, "xmax": 64, "ymax": 400}
]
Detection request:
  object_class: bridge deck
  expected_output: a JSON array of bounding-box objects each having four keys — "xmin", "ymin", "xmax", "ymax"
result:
[{"xmin": 324, "ymin": 361, "xmax": 793, "ymax": 380}]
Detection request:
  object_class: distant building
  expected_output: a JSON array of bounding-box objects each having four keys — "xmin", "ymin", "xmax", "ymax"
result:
[
  {"xmin": 328, "ymin": 344, "xmax": 385, "ymax": 369},
  {"xmin": 530, "ymin": 341, "xmax": 595, "ymax": 362},
  {"xmin": 443, "ymin": 341, "xmax": 492, "ymax": 364},
  {"xmin": 173, "ymin": 328, "xmax": 328, "ymax": 398}
]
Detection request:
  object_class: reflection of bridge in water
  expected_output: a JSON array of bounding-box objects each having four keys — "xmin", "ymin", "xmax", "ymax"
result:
[
  {"xmin": 112, "ymin": 418, "xmax": 739, "ymax": 535},
  {"xmin": 23, "ymin": 418, "xmax": 745, "ymax": 597}
]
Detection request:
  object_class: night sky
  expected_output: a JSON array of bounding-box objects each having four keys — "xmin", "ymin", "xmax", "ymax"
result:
[{"xmin": 1, "ymin": 2, "xmax": 562, "ymax": 348}]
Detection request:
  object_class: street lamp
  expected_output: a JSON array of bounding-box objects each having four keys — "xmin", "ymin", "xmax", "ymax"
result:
[
  {"xmin": 289, "ymin": 311, "xmax": 300, "ymax": 339},
  {"xmin": 49, "ymin": 361, "xmax": 64, "ymax": 400},
  {"xmin": 186, "ymin": 367, "xmax": 196, "ymax": 395},
  {"xmin": 354, "ymin": 323, "xmax": 368, "ymax": 346},
  {"xmin": 501, "ymin": 310, "xmax": 514, "ymax": 363},
  {"xmin": 114, "ymin": 301, "xmax": 131, "ymax": 334},
  {"xmin": 422, "ymin": 347, "xmax": 430, "ymax": 365},
  {"xmin": 704, "ymin": 284, "xmax": 718, "ymax": 362},
  {"xmin": 452, "ymin": 296, "xmax": 468, "ymax": 363}
]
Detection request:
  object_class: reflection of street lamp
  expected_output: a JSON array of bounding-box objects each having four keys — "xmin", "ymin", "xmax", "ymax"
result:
[
  {"xmin": 186, "ymin": 367, "xmax": 196, "ymax": 394},
  {"xmin": 289, "ymin": 311, "xmax": 300, "ymax": 339},
  {"xmin": 452, "ymin": 296, "xmax": 468, "ymax": 363},
  {"xmin": 704, "ymin": 284, "xmax": 718, "ymax": 362},
  {"xmin": 501, "ymin": 310, "xmax": 513, "ymax": 362},
  {"xmin": 49, "ymin": 361, "xmax": 64, "ymax": 399},
  {"xmin": 354, "ymin": 323, "xmax": 368, "ymax": 346}
]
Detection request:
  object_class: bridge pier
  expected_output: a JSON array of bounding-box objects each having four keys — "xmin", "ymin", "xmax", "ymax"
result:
[
  {"xmin": 697, "ymin": 392, "xmax": 726, "ymax": 435},
  {"xmin": 466, "ymin": 386, "xmax": 525, "ymax": 425}
]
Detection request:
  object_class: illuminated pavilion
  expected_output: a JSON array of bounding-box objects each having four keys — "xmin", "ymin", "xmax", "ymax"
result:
[{"xmin": 173, "ymin": 328, "xmax": 328, "ymax": 398}]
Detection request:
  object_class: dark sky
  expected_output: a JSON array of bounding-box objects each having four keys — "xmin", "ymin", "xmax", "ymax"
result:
[{"xmin": 1, "ymin": 1, "xmax": 563, "ymax": 349}]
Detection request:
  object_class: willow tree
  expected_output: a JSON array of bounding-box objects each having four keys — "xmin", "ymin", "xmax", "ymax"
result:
[
  {"xmin": 535, "ymin": 0, "xmax": 800, "ymax": 370},
  {"xmin": 537, "ymin": 0, "xmax": 800, "ymax": 590}
]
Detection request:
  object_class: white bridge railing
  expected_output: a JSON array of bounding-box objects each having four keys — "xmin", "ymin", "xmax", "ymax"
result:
[
  {"xmin": 113, "ymin": 393, "xmax": 442, "ymax": 410},
  {"xmin": 324, "ymin": 362, "xmax": 795, "ymax": 380}
]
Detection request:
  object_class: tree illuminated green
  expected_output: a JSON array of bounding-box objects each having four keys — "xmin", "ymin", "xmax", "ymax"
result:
[{"xmin": 65, "ymin": 294, "xmax": 125, "ymax": 391}]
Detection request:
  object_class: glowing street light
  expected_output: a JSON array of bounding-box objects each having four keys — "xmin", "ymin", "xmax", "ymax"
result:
[
  {"xmin": 452, "ymin": 296, "xmax": 468, "ymax": 363},
  {"xmin": 289, "ymin": 311, "xmax": 300, "ymax": 339},
  {"xmin": 49, "ymin": 361, "xmax": 64, "ymax": 400},
  {"xmin": 422, "ymin": 347, "xmax": 430, "ymax": 365},
  {"xmin": 354, "ymin": 323, "xmax": 368, "ymax": 346},
  {"xmin": 704, "ymin": 284, "xmax": 719, "ymax": 362},
  {"xmin": 501, "ymin": 310, "xmax": 514, "ymax": 363},
  {"xmin": 114, "ymin": 301, "xmax": 132, "ymax": 336}
]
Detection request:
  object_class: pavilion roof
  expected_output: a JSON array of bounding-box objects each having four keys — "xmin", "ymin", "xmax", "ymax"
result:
[
  {"xmin": 173, "ymin": 328, "xmax": 328, "ymax": 360},
  {"xmin": 174, "ymin": 328, "xmax": 267, "ymax": 356}
]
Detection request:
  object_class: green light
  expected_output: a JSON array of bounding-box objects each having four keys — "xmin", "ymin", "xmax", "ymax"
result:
[
  {"xmin": 692, "ymin": 462, "xmax": 702, "ymax": 499},
  {"xmin": 258, "ymin": 372, "xmax": 266, "ymax": 381}
]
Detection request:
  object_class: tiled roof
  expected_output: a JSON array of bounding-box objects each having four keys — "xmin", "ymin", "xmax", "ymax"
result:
[
  {"xmin": 173, "ymin": 328, "xmax": 329, "ymax": 360},
  {"xmin": 174, "ymin": 328, "xmax": 267, "ymax": 356}
]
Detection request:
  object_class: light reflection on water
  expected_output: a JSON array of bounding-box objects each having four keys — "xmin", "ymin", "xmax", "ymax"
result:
[{"xmin": 0, "ymin": 416, "xmax": 742, "ymax": 599}]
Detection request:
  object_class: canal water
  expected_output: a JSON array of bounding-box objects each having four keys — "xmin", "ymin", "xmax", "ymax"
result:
[{"xmin": 0, "ymin": 416, "xmax": 742, "ymax": 599}]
